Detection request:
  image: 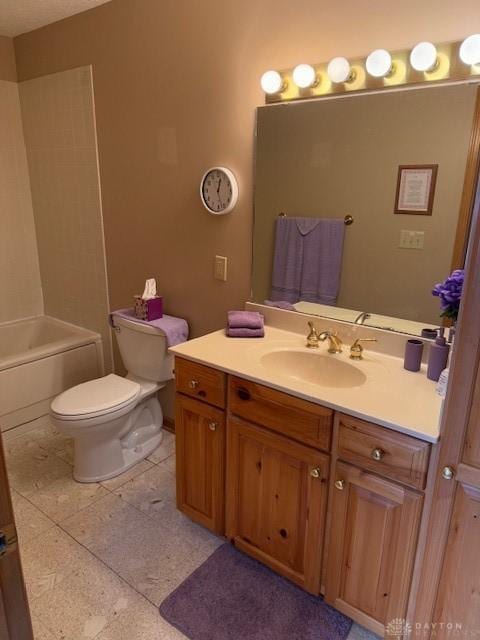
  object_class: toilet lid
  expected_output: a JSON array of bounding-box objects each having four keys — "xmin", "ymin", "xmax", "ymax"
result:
[{"xmin": 51, "ymin": 374, "xmax": 140, "ymax": 418}]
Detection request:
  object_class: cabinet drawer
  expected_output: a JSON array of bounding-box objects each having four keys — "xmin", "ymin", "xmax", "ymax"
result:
[
  {"xmin": 337, "ymin": 414, "xmax": 431, "ymax": 489},
  {"xmin": 175, "ymin": 357, "xmax": 226, "ymax": 408},
  {"xmin": 228, "ymin": 376, "xmax": 332, "ymax": 451}
]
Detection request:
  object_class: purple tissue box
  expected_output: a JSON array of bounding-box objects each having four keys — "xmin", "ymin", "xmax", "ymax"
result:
[{"xmin": 133, "ymin": 295, "xmax": 163, "ymax": 321}]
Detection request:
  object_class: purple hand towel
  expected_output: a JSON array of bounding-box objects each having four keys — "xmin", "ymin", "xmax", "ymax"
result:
[
  {"xmin": 271, "ymin": 217, "xmax": 345, "ymax": 305},
  {"xmin": 110, "ymin": 308, "xmax": 188, "ymax": 347},
  {"xmin": 227, "ymin": 327, "xmax": 265, "ymax": 338},
  {"xmin": 228, "ymin": 310, "xmax": 264, "ymax": 330}
]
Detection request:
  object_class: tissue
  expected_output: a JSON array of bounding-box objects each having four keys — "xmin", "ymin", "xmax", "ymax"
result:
[
  {"xmin": 134, "ymin": 278, "xmax": 163, "ymax": 321},
  {"xmin": 142, "ymin": 278, "xmax": 157, "ymax": 300}
]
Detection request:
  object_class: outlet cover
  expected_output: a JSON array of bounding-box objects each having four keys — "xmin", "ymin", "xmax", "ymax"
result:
[{"xmin": 214, "ymin": 255, "xmax": 228, "ymax": 281}]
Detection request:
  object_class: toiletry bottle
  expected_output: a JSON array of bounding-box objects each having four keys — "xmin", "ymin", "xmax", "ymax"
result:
[{"xmin": 427, "ymin": 328, "xmax": 450, "ymax": 382}]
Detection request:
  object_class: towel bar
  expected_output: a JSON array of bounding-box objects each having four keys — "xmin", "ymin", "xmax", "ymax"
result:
[{"xmin": 278, "ymin": 212, "xmax": 354, "ymax": 225}]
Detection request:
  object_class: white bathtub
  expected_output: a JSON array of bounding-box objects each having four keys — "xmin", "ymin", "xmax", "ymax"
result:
[{"xmin": 0, "ymin": 316, "xmax": 104, "ymax": 433}]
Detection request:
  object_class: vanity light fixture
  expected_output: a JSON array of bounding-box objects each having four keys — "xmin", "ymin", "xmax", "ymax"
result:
[
  {"xmin": 327, "ymin": 57, "xmax": 355, "ymax": 83},
  {"xmin": 410, "ymin": 41, "xmax": 438, "ymax": 72},
  {"xmin": 365, "ymin": 49, "xmax": 394, "ymax": 78},
  {"xmin": 260, "ymin": 70, "xmax": 285, "ymax": 95},
  {"xmin": 459, "ymin": 34, "xmax": 480, "ymax": 66},
  {"xmin": 292, "ymin": 64, "xmax": 318, "ymax": 88}
]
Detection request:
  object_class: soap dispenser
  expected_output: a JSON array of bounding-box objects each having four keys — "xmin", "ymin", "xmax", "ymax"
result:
[{"xmin": 427, "ymin": 328, "xmax": 450, "ymax": 382}]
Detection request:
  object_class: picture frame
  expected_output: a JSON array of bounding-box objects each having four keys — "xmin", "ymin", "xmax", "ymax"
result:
[{"xmin": 394, "ymin": 164, "xmax": 438, "ymax": 215}]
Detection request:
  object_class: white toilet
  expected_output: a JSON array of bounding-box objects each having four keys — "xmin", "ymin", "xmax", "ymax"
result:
[{"xmin": 51, "ymin": 313, "xmax": 173, "ymax": 483}]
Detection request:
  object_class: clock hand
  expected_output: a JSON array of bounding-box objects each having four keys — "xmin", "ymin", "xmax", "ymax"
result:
[{"xmin": 217, "ymin": 178, "xmax": 222, "ymax": 194}]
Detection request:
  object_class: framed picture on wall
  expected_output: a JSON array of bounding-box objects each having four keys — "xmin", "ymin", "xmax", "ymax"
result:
[{"xmin": 394, "ymin": 164, "xmax": 438, "ymax": 215}]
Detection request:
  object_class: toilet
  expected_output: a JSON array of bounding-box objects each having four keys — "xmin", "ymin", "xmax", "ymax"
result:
[{"xmin": 51, "ymin": 312, "xmax": 173, "ymax": 483}]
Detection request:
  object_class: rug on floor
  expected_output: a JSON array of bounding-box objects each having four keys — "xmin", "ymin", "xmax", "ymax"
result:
[{"xmin": 159, "ymin": 543, "xmax": 352, "ymax": 640}]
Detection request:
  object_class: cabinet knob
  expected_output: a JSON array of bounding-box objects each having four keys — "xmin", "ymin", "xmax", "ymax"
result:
[
  {"xmin": 208, "ymin": 422, "xmax": 218, "ymax": 432},
  {"xmin": 310, "ymin": 467, "xmax": 321, "ymax": 479},
  {"xmin": 237, "ymin": 387, "xmax": 251, "ymax": 401},
  {"xmin": 371, "ymin": 447, "xmax": 385, "ymax": 461},
  {"xmin": 441, "ymin": 466, "xmax": 455, "ymax": 480},
  {"xmin": 189, "ymin": 380, "xmax": 199, "ymax": 389},
  {"xmin": 334, "ymin": 479, "xmax": 346, "ymax": 490}
]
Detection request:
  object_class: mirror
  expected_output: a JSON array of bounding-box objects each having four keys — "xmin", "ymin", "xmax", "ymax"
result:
[{"xmin": 252, "ymin": 83, "xmax": 479, "ymax": 336}]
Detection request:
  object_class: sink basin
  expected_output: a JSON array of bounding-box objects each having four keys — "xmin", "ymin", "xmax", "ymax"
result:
[{"xmin": 260, "ymin": 350, "xmax": 367, "ymax": 388}]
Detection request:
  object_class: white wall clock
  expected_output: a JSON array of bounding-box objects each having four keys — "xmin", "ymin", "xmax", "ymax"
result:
[{"xmin": 200, "ymin": 166, "xmax": 238, "ymax": 215}]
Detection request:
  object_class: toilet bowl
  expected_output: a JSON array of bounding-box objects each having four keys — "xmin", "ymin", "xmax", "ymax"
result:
[{"xmin": 51, "ymin": 313, "xmax": 174, "ymax": 482}]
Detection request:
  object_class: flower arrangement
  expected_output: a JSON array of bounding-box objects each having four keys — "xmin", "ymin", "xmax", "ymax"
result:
[{"xmin": 432, "ymin": 269, "xmax": 465, "ymax": 321}]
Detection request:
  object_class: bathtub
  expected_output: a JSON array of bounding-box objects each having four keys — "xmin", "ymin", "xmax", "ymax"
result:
[{"xmin": 0, "ymin": 316, "xmax": 104, "ymax": 434}]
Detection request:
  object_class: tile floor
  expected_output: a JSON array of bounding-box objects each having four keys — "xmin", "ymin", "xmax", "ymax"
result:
[{"xmin": 5, "ymin": 418, "xmax": 378, "ymax": 640}]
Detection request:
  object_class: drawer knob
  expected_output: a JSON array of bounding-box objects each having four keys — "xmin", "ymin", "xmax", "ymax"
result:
[
  {"xmin": 310, "ymin": 467, "xmax": 321, "ymax": 479},
  {"xmin": 189, "ymin": 380, "xmax": 199, "ymax": 389},
  {"xmin": 237, "ymin": 387, "xmax": 251, "ymax": 401},
  {"xmin": 334, "ymin": 479, "xmax": 346, "ymax": 490},
  {"xmin": 442, "ymin": 466, "xmax": 455, "ymax": 480},
  {"xmin": 208, "ymin": 421, "xmax": 218, "ymax": 431},
  {"xmin": 371, "ymin": 447, "xmax": 385, "ymax": 461}
]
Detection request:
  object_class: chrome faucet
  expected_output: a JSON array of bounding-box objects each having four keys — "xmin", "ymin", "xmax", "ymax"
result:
[{"xmin": 354, "ymin": 312, "xmax": 371, "ymax": 325}]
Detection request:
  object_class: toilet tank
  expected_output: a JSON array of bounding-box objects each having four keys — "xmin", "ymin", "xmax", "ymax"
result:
[{"xmin": 112, "ymin": 314, "xmax": 173, "ymax": 382}]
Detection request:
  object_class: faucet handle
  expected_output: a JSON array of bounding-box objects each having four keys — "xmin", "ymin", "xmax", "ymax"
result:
[
  {"xmin": 350, "ymin": 337, "xmax": 377, "ymax": 360},
  {"xmin": 306, "ymin": 321, "xmax": 320, "ymax": 349}
]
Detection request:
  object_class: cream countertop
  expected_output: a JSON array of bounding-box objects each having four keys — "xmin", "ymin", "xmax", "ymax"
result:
[{"xmin": 170, "ymin": 326, "xmax": 443, "ymax": 443}]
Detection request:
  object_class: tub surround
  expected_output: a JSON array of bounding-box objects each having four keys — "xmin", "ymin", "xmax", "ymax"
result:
[{"xmin": 170, "ymin": 317, "xmax": 442, "ymax": 443}]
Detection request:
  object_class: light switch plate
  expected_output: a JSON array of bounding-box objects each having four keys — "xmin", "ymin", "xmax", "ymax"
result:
[
  {"xmin": 399, "ymin": 230, "xmax": 425, "ymax": 250},
  {"xmin": 214, "ymin": 255, "xmax": 228, "ymax": 281}
]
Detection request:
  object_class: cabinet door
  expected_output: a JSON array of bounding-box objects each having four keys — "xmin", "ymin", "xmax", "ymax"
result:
[
  {"xmin": 226, "ymin": 415, "xmax": 329, "ymax": 594},
  {"xmin": 325, "ymin": 462, "xmax": 423, "ymax": 636},
  {"xmin": 175, "ymin": 394, "xmax": 225, "ymax": 534}
]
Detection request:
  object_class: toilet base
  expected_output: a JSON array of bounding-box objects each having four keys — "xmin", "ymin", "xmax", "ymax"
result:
[{"xmin": 73, "ymin": 428, "xmax": 163, "ymax": 483}]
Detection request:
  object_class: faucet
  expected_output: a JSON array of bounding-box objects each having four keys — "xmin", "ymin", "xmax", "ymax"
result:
[
  {"xmin": 354, "ymin": 312, "xmax": 371, "ymax": 325},
  {"xmin": 306, "ymin": 322, "xmax": 343, "ymax": 353},
  {"xmin": 349, "ymin": 337, "xmax": 377, "ymax": 360}
]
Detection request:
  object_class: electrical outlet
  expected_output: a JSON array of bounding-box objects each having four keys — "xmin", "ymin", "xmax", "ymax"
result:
[
  {"xmin": 214, "ymin": 255, "xmax": 228, "ymax": 281},
  {"xmin": 399, "ymin": 230, "xmax": 425, "ymax": 250}
]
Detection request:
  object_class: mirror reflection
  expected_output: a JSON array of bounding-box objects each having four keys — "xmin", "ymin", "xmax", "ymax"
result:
[{"xmin": 252, "ymin": 84, "xmax": 478, "ymax": 335}]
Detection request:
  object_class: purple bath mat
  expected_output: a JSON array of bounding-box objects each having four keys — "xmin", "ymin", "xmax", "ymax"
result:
[{"xmin": 159, "ymin": 543, "xmax": 352, "ymax": 640}]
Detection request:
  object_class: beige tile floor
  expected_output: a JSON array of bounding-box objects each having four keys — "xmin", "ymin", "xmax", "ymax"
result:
[{"xmin": 5, "ymin": 418, "xmax": 378, "ymax": 640}]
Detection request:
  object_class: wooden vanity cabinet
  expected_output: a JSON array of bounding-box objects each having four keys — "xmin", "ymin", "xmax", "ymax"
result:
[
  {"xmin": 226, "ymin": 415, "xmax": 329, "ymax": 594},
  {"xmin": 175, "ymin": 358, "xmax": 227, "ymax": 535},
  {"xmin": 325, "ymin": 462, "xmax": 423, "ymax": 636}
]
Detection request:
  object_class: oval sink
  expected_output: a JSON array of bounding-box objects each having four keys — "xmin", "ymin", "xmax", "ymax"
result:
[{"xmin": 260, "ymin": 350, "xmax": 367, "ymax": 388}]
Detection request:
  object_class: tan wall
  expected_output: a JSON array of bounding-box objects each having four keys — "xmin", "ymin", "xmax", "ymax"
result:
[
  {"xmin": 0, "ymin": 36, "xmax": 17, "ymax": 81},
  {"xmin": 253, "ymin": 85, "xmax": 476, "ymax": 324},
  {"xmin": 14, "ymin": 0, "xmax": 480, "ymax": 341},
  {"xmin": 19, "ymin": 67, "xmax": 113, "ymax": 370},
  {"xmin": 0, "ymin": 80, "xmax": 43, "ymax": 323}
]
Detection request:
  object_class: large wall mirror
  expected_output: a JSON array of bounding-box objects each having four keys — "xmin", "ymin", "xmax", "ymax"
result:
[{"xmin": 252, "ymin": 83, "xmax": 479, "ymax": 336}]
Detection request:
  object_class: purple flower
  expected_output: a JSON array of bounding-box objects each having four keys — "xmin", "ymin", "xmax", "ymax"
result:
[{"xmin": 432, "ymin": 269, "xmax": 465, "ymax": 320}]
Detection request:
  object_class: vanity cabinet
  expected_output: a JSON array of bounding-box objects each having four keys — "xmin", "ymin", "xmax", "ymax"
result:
[
  {"xmin": 174, "ymin": 356, "xmax": 432, "ymax": 637},
  {"xmin": 325, "ymin": 462, "xmax": 423, "ymax": 636},
  {"xmin": 226, "ymin": 415, "xmax": 329, "ymax": 594}
]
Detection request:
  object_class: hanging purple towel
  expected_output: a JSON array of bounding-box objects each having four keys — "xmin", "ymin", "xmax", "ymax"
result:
[
  {"xmin": 270, "ymin": 217, "xmax": 345, "ymax": 305},
  {"xmin": 109, "ymin": 308, "xmax": 188, "ymax": 347}
]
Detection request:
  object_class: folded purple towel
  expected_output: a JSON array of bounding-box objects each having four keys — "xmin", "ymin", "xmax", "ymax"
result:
[
  {"xmin": 109, "ymin": 308, "xmax": 188, "ymax": 347},
  {"xmin": 227, "ymin": 310, "xmax": 264, "ymax": 330},
  {"xmin": 227, "ymin": 327, "xmax": 265, "ymax": 338}
]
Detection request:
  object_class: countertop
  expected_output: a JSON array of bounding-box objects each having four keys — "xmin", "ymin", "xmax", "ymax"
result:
[{"xmin": 170, "ymin": 326, "xmax": 443, "ymax": 443}]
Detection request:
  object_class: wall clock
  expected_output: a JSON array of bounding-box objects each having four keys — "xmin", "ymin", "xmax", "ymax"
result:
[{"xmin": 200, "ymin": 166, "xmax": 238, "ymax": 215}]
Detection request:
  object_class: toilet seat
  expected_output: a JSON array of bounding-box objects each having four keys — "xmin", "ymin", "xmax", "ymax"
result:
[{"xmin": 51, "ymin": 374, "xmax": 141, "ymax": 421}]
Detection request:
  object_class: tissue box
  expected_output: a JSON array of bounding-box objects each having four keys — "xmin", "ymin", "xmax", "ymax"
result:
[{"xmin": 133, "ymin": 295, "xmax": 163, "ymax": 321}]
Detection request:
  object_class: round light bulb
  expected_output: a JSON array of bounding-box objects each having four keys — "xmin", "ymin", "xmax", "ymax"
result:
[
  {"xmin": 260, "ymin": 70, "xmax": 284, "ymax": 95},
  {"xmin": 292, "ymin": 64, "xmax": 317, "ymax": 89},
  {"xmin": 459, "ymin": 34, "xmax": 480, "ymax": 66},
  {"xmin": 410, "ymin": 41, "xmax": 438, "ymax": 72},
  {"xmin": 366, "ymin": 49, "xmax": 393, "ymax": 78},
  {"xmin": 327, "ymin": 57, "xmax": 353, "ymax": 83}
]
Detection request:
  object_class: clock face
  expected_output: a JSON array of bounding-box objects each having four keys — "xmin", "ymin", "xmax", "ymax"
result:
[{"xmin": 200, "ymin": 167, "xmax": 238, "ymax": 215}]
